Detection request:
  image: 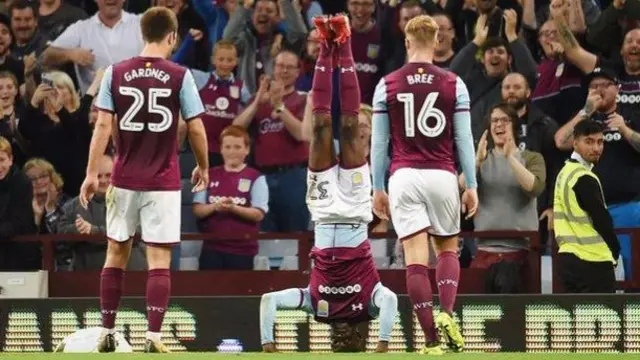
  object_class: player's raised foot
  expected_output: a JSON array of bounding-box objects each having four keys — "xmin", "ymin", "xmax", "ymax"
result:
[
  {"xmin": 436, "ymin": 311, "xmax": 464, "ymax": 352},
  {"xmin": 96, "ymin": 332, "xmax": 116, "ymax": 353},
  {"xmin": 418, "ymin": 341, "xmax": 444, "ymax": 355},
  {"xmin": 375, "ymin": 340, "xmax": 389, "ymax": 353},
  {"xmin": 329, "ymin": 14, "xmax": 351, "ymax": 44},
  {"xmin": 263, "ymin": 342, "xmax": 277, "ymax": 353},
  {"xmin": 312, "ymin": 15, "xmax": 333, "ymax": 43},
  {"xmin": 144, "ymin": 338, "xmax": 171, "ymax": 353}
]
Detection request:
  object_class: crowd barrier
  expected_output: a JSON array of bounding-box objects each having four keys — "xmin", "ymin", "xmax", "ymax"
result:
[
  {"xmin": 12, "ymin": 230, "xmax": 541, "ymax": 297},
  {"xmin": 10, "ymin": 228, "xmax": 640, "ymax": 296},
  {"xmin": 1, "ymin": 294, "xmax": 640, "ymax": 352}
]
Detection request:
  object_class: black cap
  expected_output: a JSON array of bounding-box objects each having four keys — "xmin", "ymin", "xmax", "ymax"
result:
[{"xmin": 584, "ymin": 66, "xmax": 619, "ymax": 87}]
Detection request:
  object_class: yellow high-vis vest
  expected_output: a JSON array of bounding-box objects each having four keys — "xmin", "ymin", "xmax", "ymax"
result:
[{"xmin": 553, "ymin": 160, "xmax": 614, "ymax": 263}]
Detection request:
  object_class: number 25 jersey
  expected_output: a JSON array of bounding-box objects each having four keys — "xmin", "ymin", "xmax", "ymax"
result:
[
  {"xmin": 95, "ymin": 57, "xmax": 205, "ymax": 191},
  {"xmin": 372, "ymin": 63, "xmax": 469, "ymax": 176}
]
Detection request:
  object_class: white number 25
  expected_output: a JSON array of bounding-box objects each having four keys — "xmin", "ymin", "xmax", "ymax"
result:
[
  {"xmin": 397, "ymin": 92, "xmax": 446, "ymax": 138},
  {"xmin": 118, "ymin": 86, "xmax": 173, "ymax": 133}
]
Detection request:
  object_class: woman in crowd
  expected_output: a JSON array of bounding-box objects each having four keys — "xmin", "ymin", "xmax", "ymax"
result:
[
  {"xmin": 23, "ymin": 157, "xmax": 73, "ymax": 270},
  {"xmin": 464, "ymin": 103, "xmax": 546, "ymax": 293},
  {"xmin": 18, "ymin": 70, "xmax": 103, "ymax": 196},
  {"xmin": 193, "ymin": 125, "xmax": 269, "ymax": 270}
]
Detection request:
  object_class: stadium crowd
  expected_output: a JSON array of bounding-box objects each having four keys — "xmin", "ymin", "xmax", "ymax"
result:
[{"xmin": 0, "ymin": 0, "xmax": 637, "ymax": 289}]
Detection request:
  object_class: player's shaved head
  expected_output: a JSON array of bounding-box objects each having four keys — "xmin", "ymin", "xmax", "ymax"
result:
[
  {"xmin": 140, "ymin": 6, "xmax": 178, "ymax": 44},
  {"xmin": 404, "ymin": 14, "xmax": 439, "ymax": 48}
]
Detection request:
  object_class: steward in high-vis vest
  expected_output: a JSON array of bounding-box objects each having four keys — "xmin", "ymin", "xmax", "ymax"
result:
[{"xmin": 553, "ymin": 120, "xmax": 620, "ymax": 293}]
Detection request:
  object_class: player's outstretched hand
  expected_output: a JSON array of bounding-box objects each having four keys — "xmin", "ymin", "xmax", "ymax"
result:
[
  {"xmin": 373, "ymin": 190, "xmax": 390, "ymax": 220},
  {"xmin": 79, "ymin": 175, "xmax": 99, "ymax": 209},
  {"xmin": 461, "ymin": 188, "xmax": 478, "ymax": 220},
  {"xmin": 191, "ymin": 166, "xmax": 209, "ymax": 192},
  {"xmin": 262, "ymin": 342, "xmax": 277, "ymax": 353}
]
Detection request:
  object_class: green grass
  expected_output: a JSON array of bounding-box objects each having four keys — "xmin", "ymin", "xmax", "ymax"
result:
[{"xmin": 0, "ymin": 353, "xmax": 638, "ymax": 359}]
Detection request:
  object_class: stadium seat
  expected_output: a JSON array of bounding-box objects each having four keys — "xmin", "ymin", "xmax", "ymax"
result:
[
  {"xmin": 540, "ymin": 255, "xmax": 552, "ymax": 294},
  {"xmin": 370, "ymin": 238, "xmax": 388, "ymax": 258},
  {"xmin": 374, "ymin": 257, "xmax": 390, "ymax": 269},
  {"xmin": 258, "ymin": 239, "xmax": 298, "ymax": 269},
  {"xmin": 279, "ymin": 256, "xmax": 299, "ymax": 270},
  {"xmin": 254, "ymin": 256, "xmax": 271, "ymax": 270}
]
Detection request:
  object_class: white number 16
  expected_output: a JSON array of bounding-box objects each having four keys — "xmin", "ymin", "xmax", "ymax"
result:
[{"xmin": 397, "ymin": 92, "xmax": 446, "ymax": 138}]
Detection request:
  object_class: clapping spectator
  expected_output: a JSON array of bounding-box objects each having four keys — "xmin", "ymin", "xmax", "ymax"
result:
[
  {"xmin": 451, "ymin": 10, "xmax": 537, "ymax": 143},
  {"xmin": 223, "ymin": 0, "xmax": 307, "ymax": 93},
  {"xmin": 57, "ymin": 154, "xmax": 145, "ymax": 270},
  {"xmin": 23, "ymin": 158, "xmax": 70, "ymax": 233},
  {"xmin": 193, "ymin": 126, "xmax": 269, "ymax": 270},
  {"xmin": 465, "ymin": 103, "xmax": 545, "ymax": 293},
  {"xmin": 42, "ymin": 0, "xmax": 143, "ymax": 93},
  {"xmin": 0, "ymin": 136, "xmax": 37, "ymax": 271},
  {"xmin": 234, "ymin": 50, "xmax": 309, "ymax": 232}
]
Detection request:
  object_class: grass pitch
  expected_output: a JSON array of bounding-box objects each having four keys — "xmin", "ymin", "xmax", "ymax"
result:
[{"xmin": 0, "ymin": 353, "xmax": 637, "ymax": 360}]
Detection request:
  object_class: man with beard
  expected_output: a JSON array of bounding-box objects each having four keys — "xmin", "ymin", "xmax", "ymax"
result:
[
  {"xmin": 9, "ymin": 0, "xmax": 48, "ymax": 61},
  {"xmin": 554, "ymin": 119, "xmax": 619, "ymax": 293},
  {"xmin": 501, "ymin": 72, "xmax": 559, "ymax": 230},
  {"xmin": 555, "ymin": 67, "xmax": 640, "ymax": 281},
  {"xmin": 450, "ymin": 9, "xmax": 536, "ymax": 144}
]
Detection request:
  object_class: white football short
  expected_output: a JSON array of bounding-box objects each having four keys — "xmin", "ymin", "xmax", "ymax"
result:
[
  {"xmin": 106, "ymin": 185, "xmax": 181, "ymax": 245},
  {"xmin": 388, "ymin": 168, "xmax": 460, "ymax": 240},
  {"xmin": 306, "ymin": 163, "xmax": 373, "ymax": 224}
]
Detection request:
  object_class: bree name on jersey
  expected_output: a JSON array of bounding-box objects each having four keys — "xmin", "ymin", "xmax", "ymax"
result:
[
  {"xmin": 406, "ymin": 73, "xmax": 435, "ymax": 85},
  {"xmin": 124, "ymin": 67, "xmax": 171, "ymax": 83}
]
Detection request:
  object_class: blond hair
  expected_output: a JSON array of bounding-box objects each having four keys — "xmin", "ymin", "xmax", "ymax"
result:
[
  {"xmin": 48, "ymin": 71, "xmax": 81, "ymax": 112},
  {"xmin": 0, "ymin": 136, "xmax": 11, "ymax": 157},
  {"xmin": 404, "ymin": 15, "xmax": 439, "ymax": 47},
  {"xmin": 23, "ymin": 158, "xmax": 64, "ymax": 190},
  {"xmin": 359, "ymin": 104, "xmax": 372, "ymax": 127}
]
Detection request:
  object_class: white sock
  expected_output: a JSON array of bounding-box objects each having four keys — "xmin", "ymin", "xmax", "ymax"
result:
[
  {"xmin": 103, "ymin": 327, "xmax": 116, "ymax": 335},
  {"xmin": 146, "ymin": 331, "xmax": 161, "ymax": 342}
]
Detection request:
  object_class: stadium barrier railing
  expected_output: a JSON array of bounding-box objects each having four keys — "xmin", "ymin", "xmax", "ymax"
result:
[{"xmin": 11, "ymin": 230, "xmax": 544, "ymax": 297}]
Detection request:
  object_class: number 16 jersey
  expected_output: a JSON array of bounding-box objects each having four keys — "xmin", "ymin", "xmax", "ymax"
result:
[
  {"xmin": 95, "ymin": 57, "xmax": 205, "ymax": 191},
  {"xmin": 373, "ymin": 63, "xmax": 468, "ymax": 176}
]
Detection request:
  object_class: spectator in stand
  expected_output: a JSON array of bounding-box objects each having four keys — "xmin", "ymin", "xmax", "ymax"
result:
[
  {"xmin": 450, "ymin": 10, "xmax": 537, "ymax": 143},
  {"xmin": 0, "ymin": 135, "xmax": 37, "ymax": 271},
  {"xmin": 193, "ymin": 125, "xmax": 269, "ymax": 270},
  {"xmin": 444, "ymin": 0, "xmax": 523, "ymax": 46},
  {"xmin": 0, "ymin": 13, "xmax": 25, "ymax": 85},
  {"xmin": 41, "ymin": 0, "xmax": 143, "ymax": 93},
  {"xmin": 501, "ymin": 72, "xmax": 559, "ymax": 231},
  {"xmin": 234, "ymin": 50, "xmax": 309, "ymax": 232},
  {"xmin": 433, "ymin": 12, "xmax": 456, "ymax": 68},
  {"xmin": 555, "ymin": 67, "xmax": 640, "ymax": 280},
  {"xmin": 57, "ymin": 154, "xmax": 146, "ymax": 270},
  {"xmin": 9, "ymin": 0, "xmax": 48, "ymax": 61},
  {"xmin": 223, "ymin": 0, "xmax": 307, "ymax": 93},
  {"xmin": 530, "ymin": 17, "xmax": 589, "ymax": 128},
  {"xmin": 0, "ymin": 71, "xmax": 28, "ymax": 166},
  {"xmin": 18, "ymin": 69, "xmax": 102, "ymax": 196},
  {"xmin": 465, "ymin": 103, "xmax": 545, "ymax": 293},
  {"xmin": 384, "ymin": 0, "xmax": 426, "ymax": 74},
  {"xmin": 191, "ymin": 0, "xmax": 239, "ymax": 51},
  {"xmin": 155, "ymin": 0, "xmax": 209, "ymax": 70},
  {"xmin": 345, "ymin": 0, "xmax": 385, "ymax": 105},
  {"xmin": 173, "ymin": 37, "xmax": 251, "ymax": 166},
  {"xmin": 295, "ymin": 28, "xmax": 319, "ymax": 91},
  {"xmin": 586, "ymin": 0, "xmax": 640, "ymax": 59},
  {"xmin": 537, "ymin": 0, "xmax": 600, "ymax": 35},
  {"xmin": 298, "ymin": 0, "xmax": 323, "ymax": 30},
  {"xmin": 38, "ymin": 0, "xmax": 87, "ymax": 42}
]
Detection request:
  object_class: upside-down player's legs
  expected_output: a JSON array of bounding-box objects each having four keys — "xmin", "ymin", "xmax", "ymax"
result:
[
  {"xmin": 370, "ymin": 283, "xmax": 399, "ymax": 352},
  {"xmin": 331, "ymin": 15, "xmax": 365, "ymax": 169},
  {"xmin": 309, "ymin": 16, "xmax": 335, "ymax": 171}
]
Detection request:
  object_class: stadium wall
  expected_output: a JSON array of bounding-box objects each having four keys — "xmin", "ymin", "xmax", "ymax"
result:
[{"xmin": 0, "ymin": 295, "xmax": 638, "ymax": 353}]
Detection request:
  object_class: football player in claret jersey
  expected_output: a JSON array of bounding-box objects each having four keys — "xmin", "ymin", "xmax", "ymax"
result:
[
  {"xmin": 371, "ymin": 15, "xmax": 478, "ymax": 354},
  {"xmin": 79, "ymin": 7, "xmax": 209, "ymax": 353},
  {"xmin": 259, "ymin": 14, "xmax": 398, "ymax": 353}
]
